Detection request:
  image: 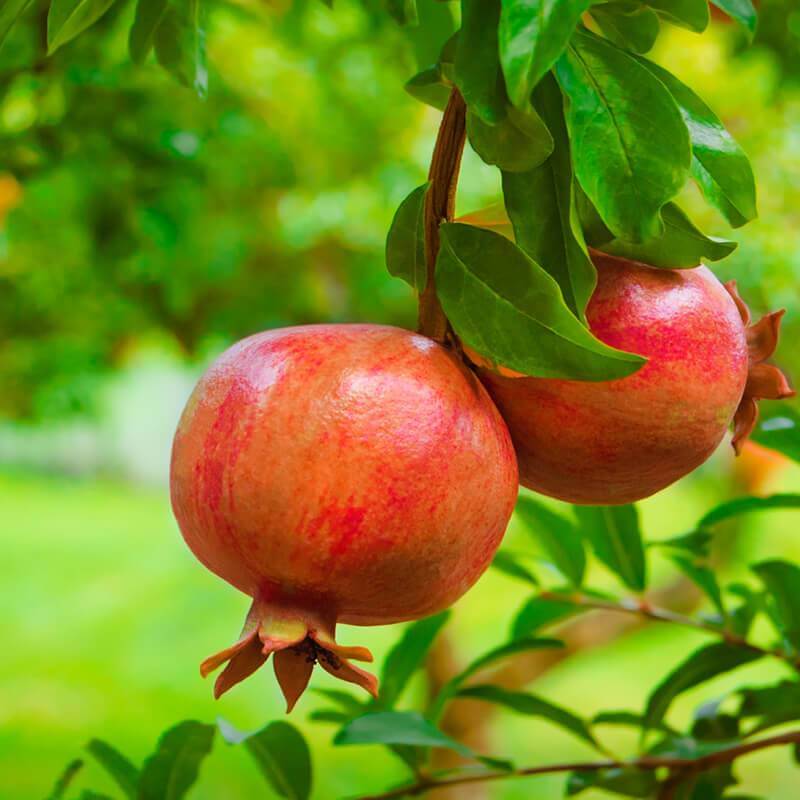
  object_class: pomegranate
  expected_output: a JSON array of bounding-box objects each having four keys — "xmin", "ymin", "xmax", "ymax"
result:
[
  {"xmin": 476, "ymin": 252, "xmax": 793, "ymax": 505},
  {"xmin": 170, "ymin": 324, "xmax": 518, "ymax": 710}
]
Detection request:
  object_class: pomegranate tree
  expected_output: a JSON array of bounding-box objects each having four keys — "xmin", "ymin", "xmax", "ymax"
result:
[{"xmin": 170, "ymin": 324, "xmax": 517, "ymax": 709}]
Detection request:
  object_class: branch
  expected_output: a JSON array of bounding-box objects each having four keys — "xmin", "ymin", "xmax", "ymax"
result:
[
  {"xmin": 417, "ymin": 88, "xmax": 467, "ymax": 342},
  {"xmin": 352, "ymin": 730, "xmax": 800, "ymax": 800}
]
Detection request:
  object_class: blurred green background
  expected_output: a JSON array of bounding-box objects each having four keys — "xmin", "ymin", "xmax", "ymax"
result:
[{"xmin": 2, "ymin": 0, "xmax": 800, "ymax": 797}]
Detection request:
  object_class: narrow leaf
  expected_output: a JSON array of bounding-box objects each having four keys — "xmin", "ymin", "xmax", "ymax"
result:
[
  {"xmin": 86, "ymin": 740, "xmax": 139, "ymax": 799},
  {"xmin": 47, "ymin": 760, "xmax": 84, "ymax": 800},
  {"xmin": 499, "ymin": 0, "xmax": 592, "ymax": 108},
  {"xmin": 385, "ymin": 183, "xmax": 429, "ymax": 291},
  {"xmin": 511, "ymin": 594, "xmax": 582, "ymax": 638},
  {"xmin": 0, "ymin": 0, "xmax": 35, "ymax": 48},
  {"xmin": 491, "ymin": 550, "xmax": 539, "ymax": 586},
  {"xmin": 753, "ymin": 560, "xmax": 800, "ymax": 650},
  {"xmin": 138, "ymin": 721, "xmax": 215, "ymax": 800},
  {"xmin": 515, "ymin": 494, "xmax": 585, "ymax": 586},
  {"xmin": 129, "ymin": 0, "xmax": 169, "ymax": 63},
  {"xmin": 698, "ymin": 494, "xmax": 800, "ymax": 528},
  {"xmin": 670, "ymin": 556, "xmax": 725, "ymax": 617},
  {"xmin": 568, "ymin": 766, "xmax": 657, "ymax": 797},
  {"xmin": 154, "ymin": 0, "xmax": 207, "ymax": 97},
  {"xmin": 556, "ymin": 29, "xmax": 691, "ymax": 242},
  {"xmin": 573, "ymin": 505, "xmax": 646, "ymax": 591},
  {"xmin": 503, "ymin": 72, "xmax": 596, "ymax": 318},
  {"xmin": 435, "ymin": 223, "xmax": 645, "ymax": 380},
  {"xmin": 590, "ymin": 2, "xmax": 660, "ymax": 53},
  {"xmin": 649, "ymin": 529, "xmax": 712, "ymax": 558},
  {"xmin": 752, "ymin": 404, "xmax": 800, "ymax": 464},
  {"xmin": 644, "ymin": 643, "xmax": 762, "ymax": 730},
  {"xmin": 47, "ymin": 0, "xmax": 117, "ymax": 53}
]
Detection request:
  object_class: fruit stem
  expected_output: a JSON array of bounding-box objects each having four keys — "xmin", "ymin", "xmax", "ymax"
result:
[{"xmin": 417, "ymin": 88, "xmax": 467, "ymax": 343}]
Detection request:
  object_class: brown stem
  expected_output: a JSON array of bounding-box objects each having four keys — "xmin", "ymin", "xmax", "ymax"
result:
[
  {"xmin": 417, "ymin": 88, "xmax": 467, "ymax": 342},
  {"xmin": 352, "ymin": 730, "xmax": 800, "ymax": 800}
]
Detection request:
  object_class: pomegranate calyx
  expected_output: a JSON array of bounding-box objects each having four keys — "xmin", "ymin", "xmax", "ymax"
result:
[
  {"xmin": 200, "ymin": 597, "xmax": 377, "ymax": 712},
  {"xmin": 724, "ymin": 281, "xmax": 795, "ymax": 454}
]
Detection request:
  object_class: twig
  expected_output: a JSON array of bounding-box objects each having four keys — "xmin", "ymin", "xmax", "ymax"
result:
[
  {"xmin": 417, "ymin": 88, "xmax": 467, "ymax": 342},
  {"xmin": 351, "ymin": 730, "xmax": 800, "ymax": 800}
]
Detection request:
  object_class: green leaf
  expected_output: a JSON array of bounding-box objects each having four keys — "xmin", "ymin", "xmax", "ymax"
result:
[
  {"xmin": 458, "ymin": 684, "xmax": 598, "ymax": 747},
  {"xmin": 312, "ymin": 688, "xmax": 365, "ymax": 714},
  {"xmin": 709, "ymin": 0, "xmax": 757, "ymax": 37},
  {"xmin": 0, "ymin": 0, "xmax": 35, "ymax": 49},
  {"xmin": 636, "ymin": 57, "xmax": 757, "ymax": 228},
  {"xmin": 334, "ymin": 711, "xmax": 509, "ymax": 769},
  {"xmin": 753, "ymin": 560, "xmax": 800, "ymax": 650},
  {"xmin": 649, "ymin": 529, "xmax": 712, "ymax": 558},
  {"xmin": 467, "ymin": 105, "xmax": 553, "ymax": 172},
  {"xmin": 154, "ymin": 0, "xmax": 207, "ymax": 98},
  {"xmin": 47, "ymin": 0, "xmax": 117, "ymax": 53},
  {"xmin": 515, "ymin": 494, "xmax": 585, "ymax": 586},
  {"xmin": 47, "ymin": 760, "xmax": 84, "ymax": 800},
  {"xmin": 556, "ymin": 29, "xmax": 691, "ymax": 243},
  {"xmin": 429, "ymin": 637, "xmax": 564, "ymax": 720},
  {"xmin": 644, "ymin": 643, "xmax": 762, "ymax": 730},
  {"xmin": 670, "ymin": 556, "xmax": 725, "ymax": 617},
  {"xmin": 218, "ymin": 720, "xmax": 311, "ymax": 800},
  {"xmin": 752, "ymin": 404, "xmax": 800, "ymax": 464},
  {"xmin": 593, "ymin": 710, "xmax": 678, "ymax": 735},
  {"xmin": 86, "ymin": 739, "xmax": 139, "ymax": 799},
  {"xmin": 404, "ymin": 67, "xmax": 451, "ymax": 111},
  {"xmin": 511, "ymin": 594, "xmax": 582, "ymax": 638},
  {"xmin": 379, "ymin": 611, "xmax": 450, "ymax": 708},
  {"xmin": 502, "ymin": 72, "xmax": 596, "ymax": 318},
  {"xmin": 386, "ymin": 0, "xmax": 418, "ymax": 26},
  {"xmin": 138, "ymin": 721, "xmax": 216, "ymax": 800},
  {"xmin": 644, "ymin": 0, "xmax": 708, "ymax": 31},
  {"xmin": 385, "ymin": 183, "xmax": 429, "ymax": 291},
  {"xmin": 568, "ymin": 767, "xmax": 657, "ymax": 797},
  {"xmin": 435, "ymin": 223, "xmax": 645, "ymax": 380},
  {"xmin": 573, "ymin": 505, "xmax": 646, "ymax": 592},
  {"xmin": 590, "ymin": 3, "xmax": 660, "ymax": 53},
  {"xmin": 698, "ymin": 494, "xmax": 800, "ymax": 528},
  {"xmin": 491, "ymin": 550, "xmax": 539, "ymax": 586},
  {"xmin": 499, "ymin": 0, "xmax": 592, "ymax": 108},
  {"xmin": 455, "ymin": 0, "xmax": 504, "ymax": 123},
  {"xmin": 727, "ymin": 583, "xmax": 760, "ymax": 637},
  {"xmin": 739, "ymin": 680, "xmax": 800, "ymax": 733},
  {"xmin": 129, "ymin": 0, "xmax": 169, "ymax": 64},
  {"xmin": 599, "ymin": 203, "xmax": 736, "ymax": 268}
]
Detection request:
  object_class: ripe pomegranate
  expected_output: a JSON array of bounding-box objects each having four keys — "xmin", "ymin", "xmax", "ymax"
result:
[
  {"xmin": 170, "ymin": 324, "xmax": 518, "ymax": 710},
  {"xmin": 475, "ymin": 252, "xmax": 793, "ymax": 505}
]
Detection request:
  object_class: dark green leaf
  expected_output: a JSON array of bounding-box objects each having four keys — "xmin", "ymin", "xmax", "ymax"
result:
[
  {"xmin": 379, "ymin": 611, "xmax": 450, "ymax": 708},
  {"xmin": 644, "ymin": 644, "xmax": 762, "ymax": 730},
  {"xmin": 78, "ymin": 793, "xmax": 115, "ymax": 800},
  {"xmin": 458, "ymin": 684, "xmax": 598, "ymax": 747},
  {"xmin": 467, "ymin": 105, "xmax": 553, "ymax": 172},
  {"xmin": 47, "ymin": 760, "xmax": 84, "ymax": 800},
  {"xmin": 386, "ymin": 183, "xmax": 429, "ymax": 291},
  {"xmin": 645, "ymin": 0, "xmax": 708, "ymax": 31},
  {"xmin": 154, "ymin": 0, "xmax": 207, "ymax": 98},
  {"xmin": 709, "ymin": 0, "xmax": 756, "ymax": 37},
  {"xmin": 312, "ymin": 688, "xmax": 365, "ymax": 714},
  {"xmin": 138, "ymin": 721, "xmax": 215, "ymax": 800},
  {"xmin": 218, "ymin": 720, "xmax": 311, "ymax": 800},
  {"xmin": 739, "ymin": 680, "xmax": 800, "ymax": 733},
  {"xmin": 590, "ymin": 2, "xmax": 660, "ymax": 53},
  {"xmin": 670, "ymin": 556, "xmax": 725, "ymax": 617},
  {"xmin": 649, "ymin": 529, "xmax": 712, "ymax": 558},
  {"xmin": 499, "ymin": 0, "xmax": 592, "ymax": 107},
  {"xmin": 0, "ymin": 0, "xmax": 35, "ymax": 49},
  {"xmin": 511, "ymin": 594, "xmax": 582, "ymax": 638},
  {"xmin": 599, "ymin": 203, "xmax": 736, "ymax": 268},
  {"xmin": 691, "ymin": 698, "xmax": 740, "ymax": 741},
  {"xmin": 435, "ymin": 223, "xmax": 645, "ymax": 380},
  {"xmin": 752, "ymin": 404, "xmax": 800, "ymax": 464},
  {"xmin": 129, "ymin": 0, "xmax": 169, "ymax": 64},
  {"xmin": 404, "ymin": 67, "xmax": 451, "ymax": 111},
  {"xmin": 727, "ymin": 583, "xmax": 760, "ymax": 637},
  {"xmin": 47, "ymin": 0, "xmax": 117, "ymax": 53},
  {"xmin": 698, "ymin": 494, "xmax": 800, "ymax": 528},
  {"xmin": 308, "ymin": 709, "xmax": 350, "ymax": 724},
  {"xmin": 515, "ymin": 494, "xmax": 585, "ymax": 586},
  {"xmin": 455, "ymin": 0, "xmax": 504, "ymax": 123},
  {"xmin": 568, "ymin": 766, "xmax": 657, "ymax": 796},
  {"xmin": 386, "ymin": 0, "xmax": 418, "ymax": 26},
  {"xmin": 503, "ymin": 72, "xmax": 596, "ymax": 318},
  {"xmin": 86, "ymin": 739, "xmax": 139, "ymax": 798},
  {"xmin": 556, "ymin": 29, "xmax": 690, "ymax": 243},
  {"xmin": 491, "ymin": 550, "xmax": 539, "ymax": 586},
  {"xmin": 573, "ymin": 505, "xmax": 646, "ymax": 591},
  {"xmin": 636, "ymin": 57, "xmax": 756, "ymax": 227},
  {"xmin": 592, "ymin": 710, "xmax": 678, "ymax": 735},
  {"xmin": 753, "ymin": 560, "xmax": 800, "ymax": 649}
]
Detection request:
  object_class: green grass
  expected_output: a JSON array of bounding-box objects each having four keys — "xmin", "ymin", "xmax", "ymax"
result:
[{"xmin": 2, "ymin": 466, "xmax": 800, "ymax": 799}]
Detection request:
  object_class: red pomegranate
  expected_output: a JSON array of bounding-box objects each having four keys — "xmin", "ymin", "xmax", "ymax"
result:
[
  {"xmin": 170, "ymin": 324, "xmax": 518, "ymax": 710},
  {"xmin": 476, "ymin": 252, "xmax": 793, "ymax": 505}
]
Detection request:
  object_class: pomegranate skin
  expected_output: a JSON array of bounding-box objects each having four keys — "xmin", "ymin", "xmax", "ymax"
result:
[
  {"xmin": 170, "ymin": 324, "xmax": 518, "ymax": 706},
  {"xmin": 479, "ymin": 254, "xmax": 750, "ymax": 505}
]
